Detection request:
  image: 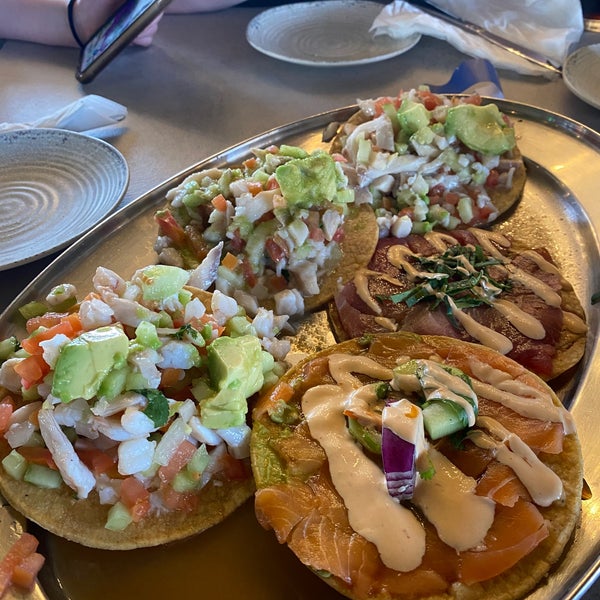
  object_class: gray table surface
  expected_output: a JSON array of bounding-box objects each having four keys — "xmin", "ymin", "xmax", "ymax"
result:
[{"xmin": 0, "ymin": 5, "xmax": 599, "ymax": 599}]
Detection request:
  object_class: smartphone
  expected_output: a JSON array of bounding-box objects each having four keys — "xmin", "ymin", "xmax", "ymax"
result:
[{"xmin": 76, "ymin": 0, "xmax": 173, "ymax": 83}]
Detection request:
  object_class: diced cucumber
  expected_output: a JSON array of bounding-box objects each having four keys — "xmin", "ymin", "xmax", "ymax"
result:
[
  {"xmin": 188, "ymin": 445, "xmax": 210, "ymax": 475},
  {"xmin": 2, "ymin": 450, "xmax": 28, "ymax": 480},
  {"xmin": 0, "ymin": 336, "xmax": 19, "ymax": 361},
  {"xmin": 105, "ymin": 501, "xmax": 133, "ymax": 531},
  {"xmin": 422, "ymin": 399, "xmax": 469, "ymax": 440},
  {"xmin": 347, "ymin": 417, "xmax": 382, "ymax": 454},
  {"xmin": 18, "ymin": 301, "xmax": 48, "ymax": 320},
  {"xmin": 171, "ymin": 469, "xmax": 201, "ymax": 493},
  {"xmin": 23, "ymin": 463, "xmax": 63, "ymax": 489}
]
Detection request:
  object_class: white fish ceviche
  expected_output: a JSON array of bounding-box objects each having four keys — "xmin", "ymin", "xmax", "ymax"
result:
[{"xmin": 0, "ymin": 263, "xmax": 290, "ymax": 537}]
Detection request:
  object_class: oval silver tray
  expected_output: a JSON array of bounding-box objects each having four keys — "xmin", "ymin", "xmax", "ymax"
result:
[{"xmin": 1, "ymin": 100, "xmax": 599, "ymax": 600}]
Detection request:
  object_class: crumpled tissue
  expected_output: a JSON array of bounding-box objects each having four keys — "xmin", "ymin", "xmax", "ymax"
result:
[
  {"xmin": 371, "ymin": 0, "xmax": 584, "ymax": 77},
  {"xmin": 0, "ymin": 95, "xmax": 127, "ymax": 138}
]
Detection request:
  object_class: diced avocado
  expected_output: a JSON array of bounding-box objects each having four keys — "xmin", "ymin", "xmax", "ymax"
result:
[
  {"xmin": 51, "ymin": 325, "xmax": 129, "ymax": 403},
  {"xmin": 275, "ymin": 152, "xmax": 340, "ymax": 209},
  {"xmin": 136, "ymin": 265, "xmax": 190, "ymax": 302},
  {"xmin": 207, "ymin": 335, "xmax": 264, "ymax": 397},
  {"xmin": 23, "ymin": 463, "xmax": 63, "ymax": 489},
  {"xmin": 397, "ymin": 99, "xmax": 431, "ymax": 135},
  {"xmin": 444, "ymin": 104, "xmax": 515, "ymax": 155},
  {"xmin": 133, "ymin": 321, "xmax": 161, "ymax": 350},
  {"xmin": 279, "ymin": 145, "xmax": 309, "ymax": 159},
  {"xmin": 200, "ymin": 383, "xmax": 247, "ymax": 429}
]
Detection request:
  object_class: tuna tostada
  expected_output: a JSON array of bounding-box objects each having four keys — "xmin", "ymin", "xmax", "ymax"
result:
[
  {"xmin": 330, "ymin": 228, "xmax": 587, "ymax": 381},
  {"xmin": 250, "ymin": 332, "xmax": 583, "ymax": 600}
]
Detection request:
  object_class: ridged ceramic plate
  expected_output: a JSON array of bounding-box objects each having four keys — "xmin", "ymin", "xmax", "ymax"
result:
[
  {"xmin": 563, "ymin": 44, "xmax": 600, "ymax": 110},
  {"xmin": 0, "ymin": 128, "xmax": 128, "ymax": 271},
  {"xmin": 246, "ymin": 0, "xmax": 421, "ymax": 67}
]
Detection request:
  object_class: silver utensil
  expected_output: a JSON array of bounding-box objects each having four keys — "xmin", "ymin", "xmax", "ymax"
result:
[{"xmin": 410, "ymin": 2, "xmax": 563, "ymax": 76}]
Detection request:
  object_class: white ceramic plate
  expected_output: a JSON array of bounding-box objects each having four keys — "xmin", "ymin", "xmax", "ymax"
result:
[
  {"xmin": 0, "ymin": 128, "xmax": 128, "ymax": 271},
  {"xmin": 246, "ymin": 0, "xmax": 421, "ymax": 67},
  {"xmin": 563, "ymin": 43, "xmax": 600, "ymax": 110}
]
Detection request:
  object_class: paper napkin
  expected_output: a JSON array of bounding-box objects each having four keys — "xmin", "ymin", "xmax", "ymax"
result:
[{"xmin": 0, "ymin": 95, "xmax": 127, "ymax": 138}]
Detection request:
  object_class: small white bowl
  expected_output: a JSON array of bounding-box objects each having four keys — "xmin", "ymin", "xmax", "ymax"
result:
[{"xmin": 563, "ymin": 43, "xmax": 600, "ymax": 110}]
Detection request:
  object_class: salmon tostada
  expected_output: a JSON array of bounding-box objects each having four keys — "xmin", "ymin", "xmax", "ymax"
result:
[
  {"xmin": 0, "ymin": 263, "xmax": 290, "ymax": 550},
  {"xmin": 250, "ymin": 332, "xmax": 583, "ymax": 600},
  {"xmin": 330, "ymin": 88, "xmax": 526, "ymax": 237},
  {"xmin": 330, "ymin": 228, "xmax": 587, "ymax": 381},
  {"xmin": 153, "ymin": 144, "xmax": 378, "ymax": 318}
]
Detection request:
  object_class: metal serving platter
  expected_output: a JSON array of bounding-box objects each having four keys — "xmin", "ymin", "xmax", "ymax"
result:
[{"xmin": 1, "ymin": 100, "xmax": 599, "ymax": 600}]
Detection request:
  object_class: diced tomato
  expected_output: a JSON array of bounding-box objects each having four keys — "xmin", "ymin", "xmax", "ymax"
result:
[
  {"xmin": 155, "ymin": 210, "xmax": 188, "ymax": 246},
  {"xmin": 419, "ymin": 90, "xmax": 444, "ymax": 111},
  {"xmin": 265, "ymin": 176, "xmax": 279, "ymax": 190},
  {"xmin": 241, "ymin": 257, "xmax": 258, "ymax": 288},
  {"xmin": 221, "ymin": 252, "xmax": 238, "ymax": 271},
  {"xmin": 120, "ymin": 476, "xmax": 151, "ymax": 522},
  {"xmin": 485, "ymin": 169, "xmax": 500, "ymax": 188},
  {"xmin": 459, "ymin": 500, "xmax": 549, "ymax": 584},
  {"xmin": 160, "ymin": 368, "xmax": 185, "ymax": 389},
  {"xmin": 160, "ymin": 485, "xmax": 199, "ymax": 512},
  {"xmin": 13, "ymin": 354, "xmax": 50, "ymax": 389},
  {"xmin": 246, "ymin": 180, "xmax": 264, "ymax": 196},
  {"xmin": 21, "ymin": 315, "xmax": 81, "ymax": 355},
  {"xmin": 211, "ymin": 193, "xmax": 228, "ymax": 212},
  {"xmin": 76, "ymin": 447, "xmax": 118, "ymax": 477},
  {"xmin": 444, "ymin": 191, "xmax": 461, "ymax": 206},
  {"xmin": 268, "ymin": 274, "xmax": 289, "ymax": 293},
  {"xmin": 217, "ymin": 452, "xmax": 249, "ymax": 481},
  {"xmin": 0, "ymin": 532, "xmax": 39, "ymax": 597},
  {"xmin": 10, "ymin": 552, "xmax": 45, "ymax": 591},
  {"xmin": 0, "ymin": 398, "xmax": 14, "ymax": 435},
  {"xmin": 332, "ymin": 227, "xmax": 344, "ymax": 243},
  {"xmin": 265, "ymin": 238, "xmax": 288, "ymax": 264},
  {"xmin": 308, "ymin": 227, "xmax": 325, "ymax": 242},
  {"xmin": 158, "ymin": 440, "xmax": 198, "ymax": 484},
  {"xmin": 242, "ymin": 156, "xmax": 258, "ymax": 170},
  {"xmin": 17, "ymin": 446, "xmax": 57, "ymax": 470}
]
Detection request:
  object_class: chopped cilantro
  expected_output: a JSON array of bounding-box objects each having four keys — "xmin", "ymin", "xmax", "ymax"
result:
[{"xmin": 137, "ymin": 389, "xmax": 170, "ymax": 427}]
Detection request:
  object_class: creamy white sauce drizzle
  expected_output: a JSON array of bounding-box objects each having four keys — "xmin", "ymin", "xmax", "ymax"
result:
[
  {"xmin": 446, "ymin": 297, "xmax": 514, "ymax": 354},
  {"xmin": 417, "ymin": 360, "xmax": 478, "ymax": 427},
  {"xmin": 492, "ymin": 299, "xmax": 546, "ymax": 339},
  {"xmin": 471, "ymin": 416, "xmax": 564, "ymax": 506},
  {"xmin": 505, "ymin": 264, "xmax": 562, "ymax": 307},
  {"xmin": 562, "ymin": 311, "xmax": 588, "ymax": 334},
  {"xmin": 354, "ymin": 227, "xmax": 569, "ymax": 354},
  {"xmin": 467, "ymin": 358, "xmax": 576, "ymax": 434},
  {"xmin": 412, "ymin": 447, "xmax": 496, "ymax": 551},
  {"xmin": 374, "ymin": 316, "xmax": 398, "ymax": 331},
  {"xmin": 302, "ymin": 355, "xmax": 425, "ymax": 572}
]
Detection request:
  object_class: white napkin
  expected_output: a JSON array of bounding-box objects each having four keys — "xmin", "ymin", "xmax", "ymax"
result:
[
  {"xmin": 371, "ymin": 0, "xmax": 585, "ymax": 78},
  {"xmin": 0, "ymin": 95, "xmax": 127, "ymax": 138}
]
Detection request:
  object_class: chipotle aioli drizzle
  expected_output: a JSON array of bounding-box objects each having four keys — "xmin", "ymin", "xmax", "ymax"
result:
[{"xmin": 351, "ymin": 228, "xmax": 577, "ymax": 354}]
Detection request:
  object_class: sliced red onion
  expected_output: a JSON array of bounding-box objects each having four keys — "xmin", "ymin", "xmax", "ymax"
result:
[{"xmin": 382, "ymin": 425, "xmax": 417, "ymax": 502}]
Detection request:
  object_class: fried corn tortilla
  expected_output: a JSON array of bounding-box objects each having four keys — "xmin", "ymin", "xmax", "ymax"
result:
[{"xmin": 250, "ymin": 332, "xmax": 583, "ymax": 600}]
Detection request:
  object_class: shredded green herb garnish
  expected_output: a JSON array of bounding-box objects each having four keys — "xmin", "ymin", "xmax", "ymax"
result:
[
  {"xmin": 138, "ymin": 389, "xmax": 170, "ymax": 427},
  {"xmin": 388, "ymin": 245, "xmax": 511, "ymax": 327},
  {"xmin": 172, "ymin": 323, "xmax": 199, "ymax": 340}
]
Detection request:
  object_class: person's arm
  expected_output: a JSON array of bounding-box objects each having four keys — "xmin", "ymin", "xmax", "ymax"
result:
[
  {"xmin": 166, "ymin": 0, "xmax": 245, "ymax": 13},
  {"xmin": 0, "ymin": 0, "xmax": 151, "ymax": 47}
]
